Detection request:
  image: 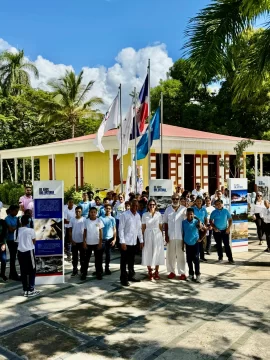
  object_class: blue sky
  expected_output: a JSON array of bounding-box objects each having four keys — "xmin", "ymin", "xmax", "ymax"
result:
[{"xmin": 0, "ymin": 0, "xmax": 209, "ymax": 71}]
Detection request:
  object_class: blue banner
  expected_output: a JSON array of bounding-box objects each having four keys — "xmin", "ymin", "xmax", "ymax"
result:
[
  {"xmin": 34, "ymin": 198, "xmax": 62, "ymax": 219},
  {"xmin": 35, "ymin": 239, "xmax": 63, "ymax": 256}
]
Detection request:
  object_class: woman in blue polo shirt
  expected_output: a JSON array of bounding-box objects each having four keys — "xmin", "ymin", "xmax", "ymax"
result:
[{"xmin": 210, "ymin": 199, "xmax": 234, "ymax": 264}]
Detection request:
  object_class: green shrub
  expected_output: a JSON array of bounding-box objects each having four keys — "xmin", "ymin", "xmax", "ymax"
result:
[{"xmin": 0, "ymin": 183, "xmax": 25, "ymax": 205}]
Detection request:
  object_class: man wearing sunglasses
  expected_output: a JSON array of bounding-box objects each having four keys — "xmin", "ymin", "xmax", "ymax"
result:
[{"xmin": 164, "ymin": 195, "xmax": 187, "ymax": 280}]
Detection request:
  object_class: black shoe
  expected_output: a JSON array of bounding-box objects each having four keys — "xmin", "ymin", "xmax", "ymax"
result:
[
  {"xmin": 206, "ymin": 251, "xmax": 211, "ymax": 255},
  {"xmin": 228, "ymin": 260, "xmax": 235, "ymax": 265},
  {"xmin": 71, "ymin": 271, "xmax": 78, "ymax": 277},
  {"xmin": 128, "ymin": 277, "xmax": 141, "ymax": 282},
  {"xmin": 9, "ymin": 274, "xmax": 21, "ymax": 281},
  {"xmin": 200, "ymin": 258, "xmax": 207, "ymax": 262},
  {"xmin": 1, "ymin": 275, "xmax": 8, "ymax": 282},
  {"xmin": 264, "ymin": 248, "xmax": 270, "ymax": 252},
  {"xmin": 121, "ymin": 281, "xmax": 130, "ymax": 286},
  {"xmin": 80, "ymin": 274, "xmax": 86, "ymax": 280},
  {"xmin": 96, "ymin": 273, "xmax": 102, "ymax": 280},
  {"xmin": 105, "ymin": 268, "xmax": 111, "ymax": 275}
]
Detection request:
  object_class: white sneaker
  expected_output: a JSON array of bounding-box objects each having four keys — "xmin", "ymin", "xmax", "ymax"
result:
[
  {"xmin": 196, "ymin": 275, "xmax": 202, "ymax": 283},
  {"xmin": 186, "ymin": 275, "xmax": 194, "ymax": 282},
  {"xmin": 23, "ymin": 291, "xmax": 28, "ymax": 297},
  {"xmin": 27, "ymin": 289, "xmax": 41, "ymax": 297}
]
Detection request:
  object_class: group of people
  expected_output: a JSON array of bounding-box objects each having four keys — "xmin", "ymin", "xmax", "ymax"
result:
[{"xmin": 1, "ymin": 181, "xmax": 267, "ymax": 296}]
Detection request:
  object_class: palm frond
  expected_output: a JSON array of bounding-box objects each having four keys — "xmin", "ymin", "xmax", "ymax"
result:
[{"xmin": 21, "ymin": 62, "xmax": 39, "ymax": 79}]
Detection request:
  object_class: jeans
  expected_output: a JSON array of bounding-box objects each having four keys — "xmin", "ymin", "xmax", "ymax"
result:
[
  {"xmin": 82, "ymin": 244, "xmax": 102, "ymax": 276},
  {"xmin": 18, "ymin": 250, "xmax": 36, "ymax": 292},
  {"xmin": 255, "ymin": 214, "xmax": 264, "ymax": 240},
  {"xmin": 0, "ymin": 245, "xmax": 7, "ymax": 276},
  {"xmin": 185, "ymin": 242, "xmax": 200, "ymax": 276},
  {"xmin": 102, "ymin": 238, "xmax": 114, "ymax": 269},
  {"xmin": 7, "ymin": 241, "xmax": 18, "ymax": 277},
  {"xmin": 120, "ymin": 245, "xmax": 136, "ymax": 282},
  {"xmin": 71, "ymin": 243, "xmax": 85, "ymax": 273},
  {"xmin": 264, "ymin": 223, "xmax": 270, "ymax": 249},
  {"xmin": 213, "ymin": 230, "xmax": 233, "ymax": 261},
  {"xmin": 206, "ymin": 230, "xmax": 213, "ymax": 253}
]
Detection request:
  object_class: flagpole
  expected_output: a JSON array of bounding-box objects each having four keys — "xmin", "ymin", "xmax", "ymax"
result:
[
  {"xmin": 160, "ymin": 92, "xmax": 163, "ymax": 178},
  {"xmin": 133, "ymin": 87, "xmax": 138, "ymax": 194},
  {"xmin": 147, "ymin": 59, "xmax": 151, "ymax": 186},
  {"xmin": 119, "ymin": 84, "xmax": 124, "ymax": 193}
]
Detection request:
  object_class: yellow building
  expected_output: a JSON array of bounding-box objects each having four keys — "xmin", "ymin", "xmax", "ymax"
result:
[{"xmin": 0, "ymin": 124, "xmax": 269, "ymax": 194}]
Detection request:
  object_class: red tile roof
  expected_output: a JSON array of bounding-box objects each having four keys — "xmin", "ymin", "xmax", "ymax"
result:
[{"xmin": 56, "ymin": 124, "xmax": 251, "ymax": 144}]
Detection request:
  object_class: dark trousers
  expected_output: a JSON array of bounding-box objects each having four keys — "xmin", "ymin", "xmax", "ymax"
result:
[
  {"xmin": 82, "ymin": 244, "xmax": 102, "ymax": 275},
  {"xmin": 18, "ymin": 250, "xmax": 36, "ymax": 292},
  {"xmin": 255, "ymin": 214, "xmax": 264, "ymax": 240},
  {"xmin": 0, "ymin": 246, "xmax": 6, "ymax": 276},
  {"xmin": 115, "ymin": 219, "xmax": 120, "ymax": 248},
  {"xmin": 199, "ymin": 230, "xmax": 205, "ymax": 259},
  {"xmin": 206, "ymin": 230, "xmax": 213, "ymax": 253},
  {"xmin": 213, "ymin": 230, "xmax": 233, "ymax": 261},
  {"xmin": 185, "ymin": 242, "xmax": 200, "ymax": 276},
  {"xmin": 7, "ymin": 241, "xmax": 18, "ymax": 277},
  {"xmin": 120, "ymin": 245, "xmax": 136, "ymax": 282},
  {"xmin": 102, "ymin": 238, "xmax": 113, "ymax": 269},
  {"xmin": 71, "ymin": 243, "xmax": 85, "ymax": 273},
  {"xmin": 64, "ymin": 230, "xmax": 71, "ymax": 256},
  {"xmin": 264, "ymin": 223, "xmax": 270, "ymax": 249}
]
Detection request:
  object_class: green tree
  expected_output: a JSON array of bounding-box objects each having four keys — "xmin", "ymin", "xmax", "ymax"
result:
[
  {"xmin": 0, "ymin": 50, "xmax": 39, "ymax": 95},
  {"xmin": 184, "ymin": 0, "xmax": 270, "ymax": 99},
  {"xmin": 40, "ymin": 70, "xmax": 103, "ymax": 138}
]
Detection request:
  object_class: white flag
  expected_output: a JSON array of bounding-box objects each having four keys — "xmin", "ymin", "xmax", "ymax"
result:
[
  {"xmin": 94, "ymin": 95, "xmax": 119, "ymax": 152},
  {"xmin": 117, "ymin": 102, "xmax": 134, "ymax": 159}
]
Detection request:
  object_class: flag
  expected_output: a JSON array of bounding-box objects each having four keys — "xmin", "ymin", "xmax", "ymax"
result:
[
  {"xmin": 94, "ymin": 94, "xmax": 119, "ymax": 152},
  {"xmin": 135, "ymin": 107, "xmax": 160, "ymax": 161},
  {"xmin": 136, "ymin": 74, "xmax": 149, "ymax": 134},
  {"xmin": 130, "ymin": 117, "xmax": 140, "ymax": 140},
  {"xmin": 117, "ymin": 102, "xmax": 134, "ymax": 159}
]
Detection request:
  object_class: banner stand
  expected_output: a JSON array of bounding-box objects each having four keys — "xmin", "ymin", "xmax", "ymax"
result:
[
  {"xmin": 228, "ymin": 178, "xmax": 249, "ymax": 253},
  {"xmin": 33, "ymin": 181, "xmax": 65, "ymax": 285}
]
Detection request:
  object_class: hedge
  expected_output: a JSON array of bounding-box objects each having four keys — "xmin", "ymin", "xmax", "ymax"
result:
[{"xmin": 0, "ymin": 183, "xmax": 25, "ymax": 205}]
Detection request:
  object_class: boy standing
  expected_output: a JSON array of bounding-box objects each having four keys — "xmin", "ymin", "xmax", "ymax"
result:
[
  {"xmin": 5, "ymin": 205, "xmax": 20, "ymax": 280},
  {"xmin": 79, "ymin": 192, "xmax": 90, "ymax": 218},
  {"xmin": 69, "ymin": 206, "xmax": 86, "ymax": 276},
  {"xmin": 64, "ymin": 198, "xmax": 76, "ymax": 261},
  {"xmin": 260, "ymin": 200, "xmax": 270, "ymax": 252},
  {"xmin": 100, "ymin": 204, "xmax": 116, "ymax": 275},
  {"xmin": 81, "ymin": 207, "xmax": 104, "ymax": 280},
  {"xmin": 182, "ymin": 208, "xmax": 202, "ymax": 283},
  {"xmin": 0, "ymin": 219, "xmax": 7, "ymax": 281}
]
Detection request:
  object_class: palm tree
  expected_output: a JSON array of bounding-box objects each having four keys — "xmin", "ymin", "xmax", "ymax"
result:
[
  {"xmin": 184, "ymin": 0, "xmax": 270, "ymax": 100},
  {"xmin": 0, "ymin": 49, "xmax": 39, "ymax": 95},
  {"xmin": 40, "ymin": 70, "xmax": 103, "ymax": 138}
]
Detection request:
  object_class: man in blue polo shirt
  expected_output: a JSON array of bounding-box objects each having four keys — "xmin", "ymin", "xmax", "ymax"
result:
[
  {"xmin": 210, "ymin": 199, "xmax": 234, "ymax": 264},
  {"xmin": 193, "ymin": 196, "xmax": 208, "ymax": 262},
  {"xmin": 100, "ymin": 204, "xmax": 116, "ymax": 275},
  {"xmin": 182, "ymin": 208, "xmax": 202, "ymax": 283},
  {"xmin": 5, "ymin": 205, "xmax": 20, "ymax": 280},
  {"xmin": 79, "ymin": 192, "xmax": 90, "ymax": 218}
]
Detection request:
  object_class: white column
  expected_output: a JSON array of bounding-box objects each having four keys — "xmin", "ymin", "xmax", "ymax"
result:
[
  {"xmin": 260, "ymin": 153, "xmax": 263, "ymax": 176},
  {"xmin": 31, "ymin": 156, "xmax": 34, "ymax": 184},
  {"xmin": 254, "ymin": 152, "xmax": 258, "ymax": 183},
  {"xmin": 109, "ymin": 150, "xmax": 114, "ymax": 190},
  {"xmin": 23, "ymin": 159, "xmax": 26, "ymax": 182},
  {"xmin": 220, "ymin": 151, "xmax": 225, "ymax": 186},
  {"xmin": 0, "ymin": 156, "xmax": 3, "ymax": 183},
  {"xmin": 14, "ymin": 158, "xmax": 18, "ymax": 183},
  {"xmin": 181, "ymin": 150, "xmax": 185, "ymax": 189},
  {"xmin": 52, "ymin": 154, "xmax": 55, "ymax": 180},
  {"xmin": 76, "ymin": 152, "xmax": 81, "ymax": 187}
]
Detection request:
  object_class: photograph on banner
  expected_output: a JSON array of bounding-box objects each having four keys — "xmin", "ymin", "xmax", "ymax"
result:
[
  {"xmin": 231, "ymin": 190, "xmax": 248, "ymax": 204},
  {"xmin": 231, "ymin": 205, "xmax": 248, "ymax": 222},
  {"xmin": 149, "ymin": 179, "xmax": 173, "ymax": 214},
  {"xmin": 231, "ymin": 222, "xmax": 248, "ymax": 241},
  {"xmin": 256, "ymin": 177, "xmax": 270, "ymax": 200},
  {"xmin": 36, "ymin": 256, "xmax": 63, "ymax": 275}
]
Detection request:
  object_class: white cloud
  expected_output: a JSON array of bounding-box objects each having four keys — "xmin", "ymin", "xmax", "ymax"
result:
[{"xmin": 0, "ymin": 38, "xmax": 173, "ymax": 113}]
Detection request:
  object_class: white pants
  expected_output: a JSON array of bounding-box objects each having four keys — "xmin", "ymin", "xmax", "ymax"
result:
[{"xmin": 166, "ymin": 239, "xmax": 187, "ymax": 275}]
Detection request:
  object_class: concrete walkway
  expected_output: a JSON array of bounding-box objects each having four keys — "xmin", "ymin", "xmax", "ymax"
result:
[{"xmin": 0, "ymin": 223, "xmax": 269, "ymax": 360}]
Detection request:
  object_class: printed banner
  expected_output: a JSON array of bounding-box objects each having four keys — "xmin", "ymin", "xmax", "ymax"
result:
[
  {"xmin": 33, "ymin": 181, "xmax": 64, "ymax": 284},
  {"xmin": 256, "ymin": 176, "xmax": 270, "ymax": 200},
  {"xmin": 149, "ymin": 179, "xmax": 173, "ymax": 214},
  {"xmin": 228, "ymin": 178, "xmax": 248, "ymax": 253}
]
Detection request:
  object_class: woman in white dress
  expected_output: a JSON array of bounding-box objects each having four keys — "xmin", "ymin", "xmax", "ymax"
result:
[{"xmin": 142, "ymin": 199, "xmax": 165, "ymax": 280}]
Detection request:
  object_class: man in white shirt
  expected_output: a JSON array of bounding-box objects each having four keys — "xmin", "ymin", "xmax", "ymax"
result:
[
  {"xmin": 192, "ymin": 183, "xmax": 205, "ymax": 198},
  {"xmin": 119, "ymin": 200, "xmax": 143, "ymax": 286},
  {"xmin": 81, "ymin": 207, "xmax": 104, "ymax": 280},
  {"xmin": 64, "ymin": 198, "xmax": 76, "ymax": 261},
  {"xmin": 69, "ymin": 206, "xmax": 86, "ymax": 277},
  {"xmin": 164, "ymin": 195, "xmax": 187, "ymax": 280}
]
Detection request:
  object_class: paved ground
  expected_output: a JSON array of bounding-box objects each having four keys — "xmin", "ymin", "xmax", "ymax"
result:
[{"xmin": 0, "ymin": 222, "xmax": 269, "ymax": 360}]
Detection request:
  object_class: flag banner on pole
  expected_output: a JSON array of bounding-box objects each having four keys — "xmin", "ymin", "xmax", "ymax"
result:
[
  {"xmin": 117, "ymin": 102, "xmax": 134, "ymax": 159},
  {"xmin": 135, "ymin": 107, "xmax": 160, "ymax": 161},
  {"xmin": 94, "ymin": 94, "xmax": 119, "ymax": 152},
  {"xmin": 136, "ymin": 74, "xmax": 149, "ymax": 134},
  {"xmin": 130, "ymin": 117, "xmax": 140, "ymax": 140}
]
